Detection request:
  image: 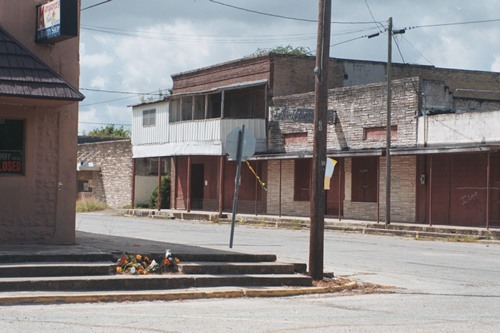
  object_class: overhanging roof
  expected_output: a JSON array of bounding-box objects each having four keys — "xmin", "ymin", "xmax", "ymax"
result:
[{"xmin": 0, "ymin": 26, "xmax": 85, "ymax": 102}]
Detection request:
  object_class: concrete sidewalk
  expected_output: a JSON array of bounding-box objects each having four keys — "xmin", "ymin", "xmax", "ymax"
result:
[
  {"xmin": 0, "ymin": 231, "xmax": 357, "ymax": 305},
  {"xmin": 126, "ymin": 209, "xmax": 500, "ymax": 242}
]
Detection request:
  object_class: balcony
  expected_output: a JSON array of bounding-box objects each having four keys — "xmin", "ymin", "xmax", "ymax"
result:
[{"xmin": 168, "ymin": 118, "xmax": 267, "ymax": 156}]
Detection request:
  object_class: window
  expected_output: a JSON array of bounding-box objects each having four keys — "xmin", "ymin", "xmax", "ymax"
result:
[
  {"xmin": 193, "ymin": 95, "xmax": 205, "ymax": 120},
  {"xmin": 0, "ymin": 119, "xmax": 24, "ymax": 175},
  {"xmin": 142, "ymin": 109, "xmax": 156, "ymax": 127},
  {"xmin": 181, "ymin": 97, "xmax": 193, "ymax": 121},
  {"xmin": 169, "ymin": 99, "xmax": 181, "ymax": 123},
  {"xmin": 294, "ymin": 159, "xmax": 311, "ymax": 201},
  {"xmin": 351, "ymin": 157, "xmax": 378, "ymax": 202}
]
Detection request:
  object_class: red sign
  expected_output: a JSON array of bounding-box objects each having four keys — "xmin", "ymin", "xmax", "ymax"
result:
[{"xmin": 0, "ymin": 151, "xmax": 23, "ymax": 174}]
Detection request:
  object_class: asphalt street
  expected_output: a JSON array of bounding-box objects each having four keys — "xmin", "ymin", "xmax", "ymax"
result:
[{"xmin": 0, "ymin": 212, "xmax": 498, "ymax": 332}]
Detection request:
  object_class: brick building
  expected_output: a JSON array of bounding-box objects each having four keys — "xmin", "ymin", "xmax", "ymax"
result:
[
  {"xmin": 77, "ymin": 139, "xmax": 133, "ymax": 209},
  {"xmin": 0, "ymin": 1, "xmax": 84, "ymax": 244},
  {"xmin": 131, "ymin": 53, "xmax": 500, "ymax": 228}
]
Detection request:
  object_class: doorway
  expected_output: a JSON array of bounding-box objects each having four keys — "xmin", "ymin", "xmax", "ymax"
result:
[{"xmin": 190, "ymin": 164, "xmax": 204, "ymax": 210}]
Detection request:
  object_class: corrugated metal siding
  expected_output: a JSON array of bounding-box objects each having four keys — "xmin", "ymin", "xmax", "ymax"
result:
[
  {"xmin": 131, "ymin": 102, "xmax": 169, "ymax": 145},
  {"xmin": 169, "ymin": 118, "xmax": 266, "ymax": 143}
]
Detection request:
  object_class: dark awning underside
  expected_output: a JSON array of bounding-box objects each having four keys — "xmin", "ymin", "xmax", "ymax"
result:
[{"xmin": 0, "ymin": 26, "xmax": 84, "ymax": 102}]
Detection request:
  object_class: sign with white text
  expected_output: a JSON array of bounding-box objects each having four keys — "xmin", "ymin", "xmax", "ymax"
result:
[
  {"xmin": 0, "ymin": 151, "xmax": 23, "ymax": 174},
  {"xmin": 35, "ymin": 0, "xmax": 78, "ymax": 44}
]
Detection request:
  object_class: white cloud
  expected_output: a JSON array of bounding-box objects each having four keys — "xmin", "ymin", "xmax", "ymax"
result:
[{"xmin": 90, "ymin": 76, "xmax": 108, "ymax": 89}]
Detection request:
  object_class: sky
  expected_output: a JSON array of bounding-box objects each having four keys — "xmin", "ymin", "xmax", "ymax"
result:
[{"xmin": 78, "ymin": 0, "xmax": 500, "ymax": 134}]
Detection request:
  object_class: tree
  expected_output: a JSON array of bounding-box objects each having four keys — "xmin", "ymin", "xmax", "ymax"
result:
[
  {"xmin": 87, "ymin": 124, "xmax": 130, "ymax": 138},
  {"xmin": 250, "ymin": 45, "xmax": 313, "ymax": 57}
]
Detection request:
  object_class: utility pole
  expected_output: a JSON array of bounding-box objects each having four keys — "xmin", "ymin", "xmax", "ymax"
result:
[
  {"xmin": 385, "ymin": 17, "xmax": 393, "ymax": 227},
  {"xmin": 309, "ymin": 0, "xmax": 331, "ymax": 281}
]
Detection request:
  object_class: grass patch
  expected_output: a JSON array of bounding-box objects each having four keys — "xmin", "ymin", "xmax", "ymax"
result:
[{"xmin": 76, "ymin": 198, "xmax": 108, "ymax": 212}]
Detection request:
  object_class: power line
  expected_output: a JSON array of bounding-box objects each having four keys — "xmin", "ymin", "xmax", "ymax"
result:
[
  {"xmin": 80, "ymin": 88, "xmax": 167, "ymax": 95},
  {"xmin": 406, "ymin": 18, "xmax": 500, "ymax": 30},
  {"xmin": 81, "ymin": 25, "xmax": 316, "ymax": 44},
  {"xmin": 81, "ymin": 0, "xmax": 112, "ymax": 11},
  {"xmin": 79, "ymin": 121, "xmax": 131, "ymax": 126},
  {"xmin": 208, "ymin": 0, "xmax": 374, "ymax": 25}
]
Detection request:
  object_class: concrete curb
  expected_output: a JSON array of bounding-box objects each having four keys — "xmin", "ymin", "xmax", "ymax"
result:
[{"xmin": 0, "ymin": 280, "xmax": 358, "ymax": 306}]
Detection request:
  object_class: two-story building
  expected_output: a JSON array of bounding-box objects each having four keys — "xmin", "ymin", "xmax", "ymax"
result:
[
  {"xmin": 0, "ymin": 0, "xmax": 84, "ymax": 244},
  {"xmin": 131, "ymin": 53, "xmax": 500, "ymax": 228}
]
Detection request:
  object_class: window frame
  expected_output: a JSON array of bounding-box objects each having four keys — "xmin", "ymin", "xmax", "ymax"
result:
[{"xmin": 142, "ymin": 109, "xmax": 156, "ymax": 127}]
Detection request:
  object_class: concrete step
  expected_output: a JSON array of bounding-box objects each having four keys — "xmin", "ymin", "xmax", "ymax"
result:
[
  {"xmin": 363, "ymin": 227, "xmax": 481, "ymax": 240},
  {"xmin": 178, "ymin": 262, "xmax": 296, "ymax": 275},
  {"xmin": 0, "ymin": 253, "xmax": 114, "ymax": 264},
  {"xmin": 0, "ymin": 262, "xmax": 114, "ymax": 278},
  {"xmin": 0, "ymin": 274, "xmax": 312, "ymax": 292}
]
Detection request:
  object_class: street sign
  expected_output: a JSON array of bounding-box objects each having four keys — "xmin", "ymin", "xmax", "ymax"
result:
[{"xmin": 224, "ymin": 126, "xmax": 256, "ymax": 161}]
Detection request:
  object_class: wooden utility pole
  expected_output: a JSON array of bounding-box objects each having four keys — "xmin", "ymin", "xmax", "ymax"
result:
[
  {"xmin": 309, "ymin": 0, "xmax": 331, "ymax": 281},
  {"xmin": 386, "ymin": 17, "xmax": 393, "ymax": 226}
]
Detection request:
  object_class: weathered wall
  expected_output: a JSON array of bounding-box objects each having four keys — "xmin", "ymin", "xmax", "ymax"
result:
[
  {"xmin": 0, "ymin": 1, "xmax": 81, "ymax": 244},
  {"xmin": 269, "ymin": 78, "xmax": 420, "ymax": 153},
  {"xmin": 266, "ymin": 159, "xmax": 310, "ymax": 216},
  {"xmin": 77, "ymin": 140, "xmax": 133, "ymax": 209}
]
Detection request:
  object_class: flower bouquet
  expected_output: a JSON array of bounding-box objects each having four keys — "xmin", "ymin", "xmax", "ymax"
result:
[{"xmin": 115, "ymin": 250, "xmax": 180, "ymax": 275}]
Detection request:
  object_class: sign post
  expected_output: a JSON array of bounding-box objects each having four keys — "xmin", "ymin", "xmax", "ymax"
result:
[{"xmin": 224, "ymin": 125, "xmax": 256, "ymax": 248}]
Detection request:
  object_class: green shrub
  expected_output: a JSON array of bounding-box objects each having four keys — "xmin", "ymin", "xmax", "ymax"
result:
[
  {"xmin": 149, "ymin": 175, "xmax": 171, "ymax": 209},
  {"xmin": 76, "ymin": 197, "xmax": 108, "ymax": 212}
]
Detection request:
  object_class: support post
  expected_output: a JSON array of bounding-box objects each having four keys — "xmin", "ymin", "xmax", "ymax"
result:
[
  {"xmin": 187, "ymin": 156, "xmax": 191, "ymax": 212},
  {"xmin": 131, "ymin": 158, "xmax": 136, "ymax": 209},
  {"xmin": 486, "ymin": 151, "xmax": 491, "ymax": 229},
  {"xmin": 429, "ymin": 155, "xmax": 433, "ymax": 227},
  {"xmin": 157, "ymin": 157, "xmax": 161, "ymax": 211},
  {"xmin": 279, "ymin": 159, "xmax": 282, "ymax": 217},
  {"xmin": 229, "ymin": 125, "xmax": 245, "ymax": 248},
  {"xmin": 385, "ymin": 17, "xmax": 393, "ymax": 227},
  {"xmin": 218, "ymin": 155, "xmax": 225, "ymax": 217},
  {"xmin": 309, "ymin": 0, "xmax": 331, "ymax": 281}
]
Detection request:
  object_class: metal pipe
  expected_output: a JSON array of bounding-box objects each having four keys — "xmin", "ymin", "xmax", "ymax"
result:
[{"xmin": 187, "ymin": 156, "xmax": 191, "ymax": 212}]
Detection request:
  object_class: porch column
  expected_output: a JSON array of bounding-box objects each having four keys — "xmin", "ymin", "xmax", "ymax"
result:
[
  {"xmin": 218, "ymin": 155, "xmax": 225, "ymax": 217},
  {"xmin": 187, "ymin": 156, "xmax": 191, "ymax": 212},
  {"xmin": 279, "ymin": 159, "xmax": 282, "ymax": 217},
  {"xmin": 131, "ymin": 158, "xmax": 136, "ymax": 209},
  {"xmin": 173, "ymin": 157, "xmax": 178, "ymax": 209},
  {"xmin": 377, "ymin": 156, "xmax": 380, "ymax": 223},
  {"xmin": 157, "ymin": 157, "xmax": 161, "ymax": 211},
  {"xmin": 486, "ymin": 151, "xmax": 491, "ymax": 229},
  {"xmin": 338, "ymin": 158, "xmax": 343, "ymax": 221},
  {"xmin": 254, "ymin": 161, "xmax": 258, "ymax": 216}
]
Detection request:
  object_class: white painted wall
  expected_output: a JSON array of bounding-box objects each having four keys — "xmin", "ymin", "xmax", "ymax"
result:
[
  {"xmin": 418, "ymin": 110, "xmax": 500, "ymax": 146},
  {"xmin": 131, "ymin": 101, "xmax": 169, "ymax": 146},
  {"xmin": 134, "ymin": 175, "xmax": 158, "ymax": 206}
]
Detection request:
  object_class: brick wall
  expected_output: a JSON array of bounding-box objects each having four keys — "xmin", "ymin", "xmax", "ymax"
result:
[
  {"xmin": 269, "ymin": 77, "xmax": 420, "ymax": 153},
  {"xmin": 77, "ymin": 140, "xmax": 132, "ymax": 208},
  {"xmin": 266, "ymin": 159, "xmax": 310, "ymax": 216},
  {"xmin": 343, "ymin": 156, "xmax": 416, "ymax": 223}
]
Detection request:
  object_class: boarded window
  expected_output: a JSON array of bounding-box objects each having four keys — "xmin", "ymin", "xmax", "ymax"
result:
[
  {"xmin": 294, "ymin": 159, "xmax": 311, "ymax": 201},
  {"xmin": 0, "ymin": 119, "xmax": 24, "ymax": 175},
  {"xmin": 363, "ymin": 126, "xmax": 397, "ymax": 140},
  {"xmin": 284, "ymin": 132, "xmax": 308, "ymax": 145},
  {"xmin": 142, "ymin": 109, "xmax": 156, "ymax": 127},
  {"xmin": 351, "ymin": 157, "xmax": 378, "ymax": 202}
]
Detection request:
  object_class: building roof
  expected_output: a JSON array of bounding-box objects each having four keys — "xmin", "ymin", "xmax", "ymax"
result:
[{"xmin": 0, "ymin": 26, "xmax": 84, "ymax": 102}]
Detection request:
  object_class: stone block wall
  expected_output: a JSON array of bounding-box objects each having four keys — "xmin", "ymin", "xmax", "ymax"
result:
[
  {"xmin": 77, "ymin": 140, "xmax": 132, "ymax": 208},
  {"xmin": 343, "ymin": 155, "xmax": 417, "ymax": 223},
  {"xmin": 266, "ymin": 159, "xmax": 310, "ymax": 216},
  {"xmin": 269, "ymin": 78, "xmax": 420, "ymax": 154}
]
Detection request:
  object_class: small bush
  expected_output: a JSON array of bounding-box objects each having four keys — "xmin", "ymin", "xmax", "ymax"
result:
[
  {"xmin": 149, "ymin": 175, "xmax": 171, "ymax": 209},
  {"xmin": 76, "ymin": 198, "xmax": 108, "ymax": 212}
]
